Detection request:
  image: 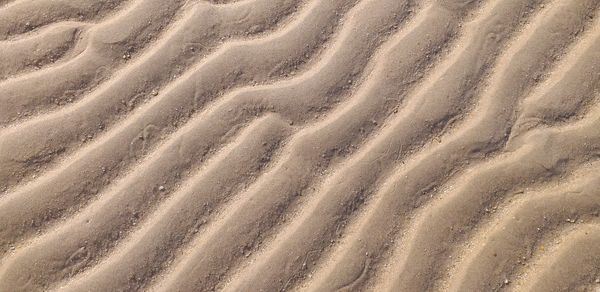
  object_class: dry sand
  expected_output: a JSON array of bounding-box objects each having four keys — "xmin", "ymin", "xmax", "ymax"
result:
[{"xmin": 0, "ymin": 0, "xmax": 599, "ymax": 291}]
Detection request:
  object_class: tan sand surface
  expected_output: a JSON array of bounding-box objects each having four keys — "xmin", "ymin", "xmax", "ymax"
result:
[{"xmin": 0, "ymin": 0, "xmax": 599, "ymax": 291}]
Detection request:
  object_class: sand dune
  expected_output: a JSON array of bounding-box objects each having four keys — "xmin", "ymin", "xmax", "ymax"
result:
[{"xmin": 0, "ymin": 0, "xmax": 599, "ymax": 291}]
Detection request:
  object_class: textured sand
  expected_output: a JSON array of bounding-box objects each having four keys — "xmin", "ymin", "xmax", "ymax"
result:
[{"xmin": 0, "ymin": 0, "xmax": 600, "ymax": 291}]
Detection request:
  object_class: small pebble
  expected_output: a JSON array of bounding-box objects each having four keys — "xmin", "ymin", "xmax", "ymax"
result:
[{"xmin": 158, "ymin": 185, "xmax": 165, "ymax": 191}]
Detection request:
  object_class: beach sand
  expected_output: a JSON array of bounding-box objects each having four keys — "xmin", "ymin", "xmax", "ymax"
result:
[{"xmin": 0, "ymin": 0, "xmax": 599, "ymax": 291}]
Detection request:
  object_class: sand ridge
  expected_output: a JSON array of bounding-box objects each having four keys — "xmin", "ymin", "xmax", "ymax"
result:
[{"xmin": 0, "ymin": 0, "xmax": 599, "ymax": 291}]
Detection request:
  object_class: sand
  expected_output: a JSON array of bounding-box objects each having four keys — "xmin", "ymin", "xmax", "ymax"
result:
[{"xmin": 0, "ymin": 0, "xmax": 599, "ymax": 291}]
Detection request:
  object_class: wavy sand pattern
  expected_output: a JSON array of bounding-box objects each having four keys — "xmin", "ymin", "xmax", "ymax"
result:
[{"xmin": 0, "ymin": 0, "xmax": 599, "ymax": 291}]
